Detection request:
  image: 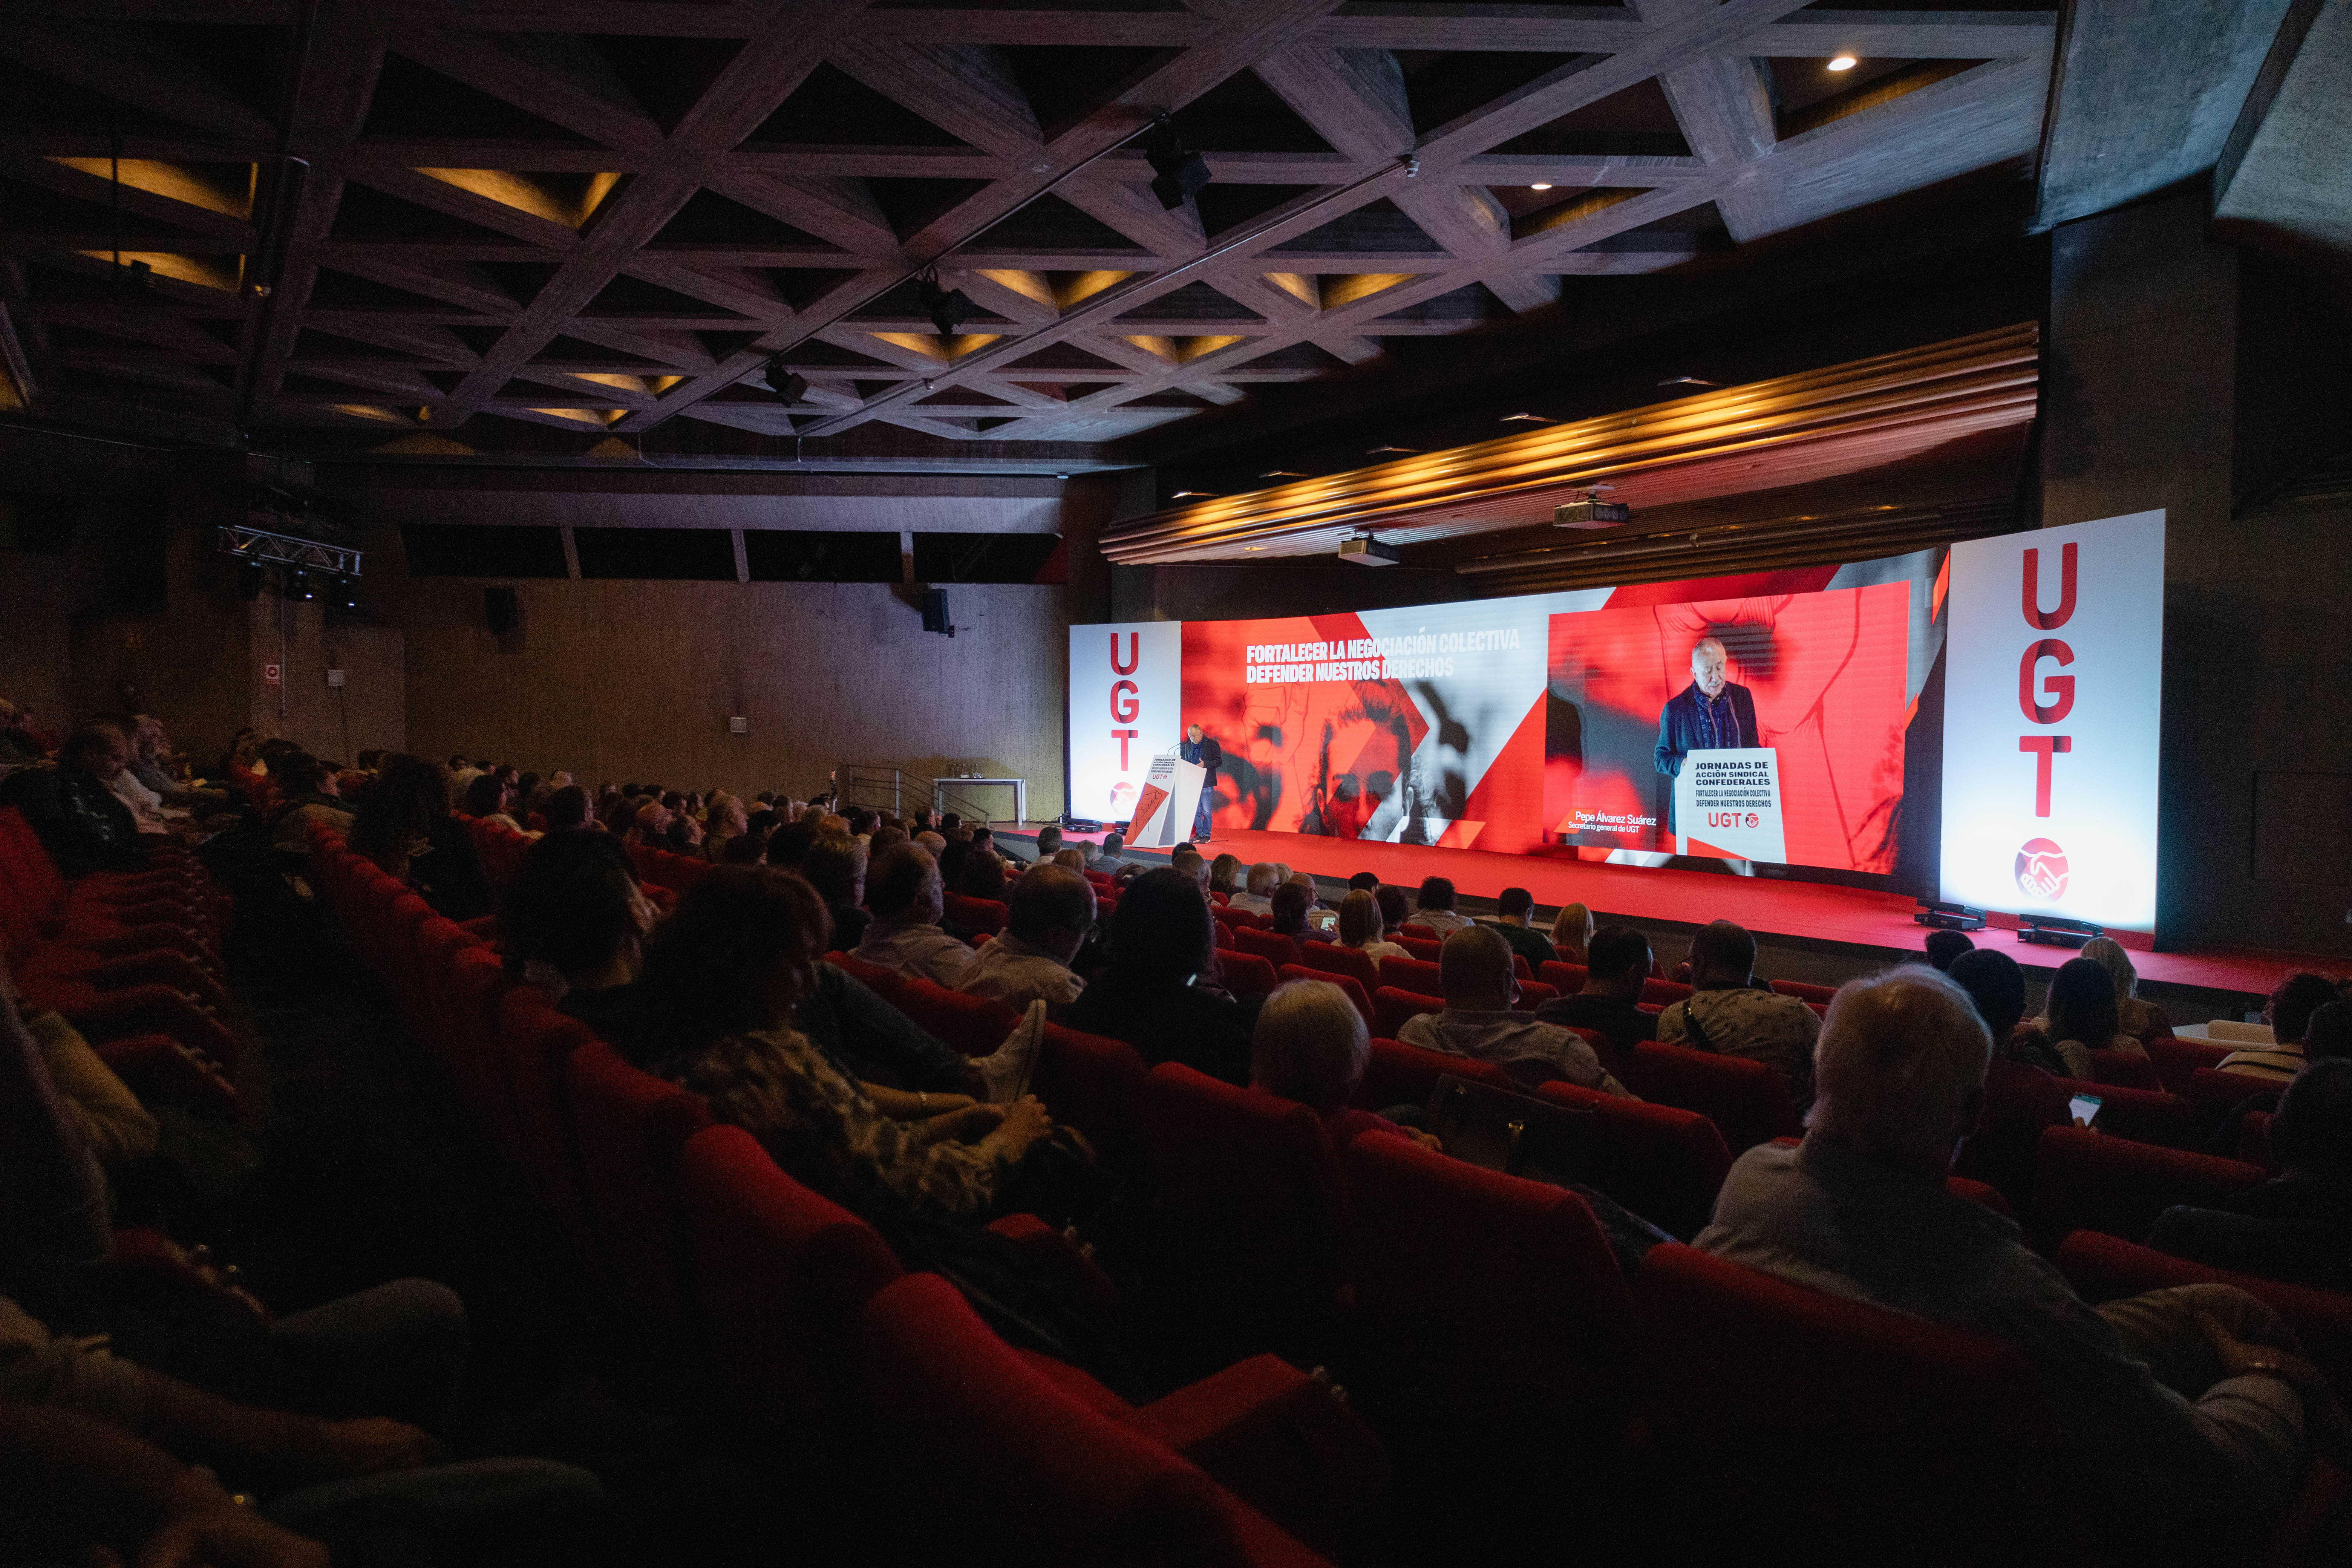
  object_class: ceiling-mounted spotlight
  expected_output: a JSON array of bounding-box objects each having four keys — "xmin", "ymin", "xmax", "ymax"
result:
[
  {"xmin": 1171, "ymin": 489, "xmax": 1218, "ymax": 499},
  {"xmin": 1827, "ymin": 54, "xmax": 1858, "ymax": 71},
  {"xmin": 286, "ymin": 567, "xmax": 316, "ymax": 601},
  {"xmin": 761, "ymin": 355, "xmax": 807, "ymax": 404},
  {"xmin": 1658, "ymin": 375, "xmax": 1718, "ymax": 388},
  {"xmin": 1143, "ymin": 113, "xmax": 1211, "ymax": 211},
  {"xmin": 237, "ymin": 559, "xmax": 267, "ymax": 601},
  {"xmin": 1338, "ymin": 533, "xmax": 1399, "ymax": 567},
  {"xmin": 1553, "ymin": 485, "xmax": 1629, "ymax": 528},
  {"xmin": 326, "ymin": 575, "xmax": 361, "ymax": 613},
  {"xmin": 914, "ymin": 269, "xmax": 976, "ymax": 337}
]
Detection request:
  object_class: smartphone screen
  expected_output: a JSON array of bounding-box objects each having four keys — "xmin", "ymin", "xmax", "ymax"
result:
[{"xmin": 2069, "ymin": 1093, "xmax": 2103, "ymax": 1127}]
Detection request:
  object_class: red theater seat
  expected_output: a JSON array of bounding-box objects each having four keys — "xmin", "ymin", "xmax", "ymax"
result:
[
  {"xmin": 1642, "ymin": 978, "xmax": 1692, "ymax": 1007},
  {"xmin": 2087, "ymin": 1047, "xmax": 2164, "ymax": 1092},
  {"xmin": 1292, "ymin": 943, "xmax": 1377, "ymax": 990},
  {"xmin": 1624, "ymin": 1040, "xmax": 1802, "ymax": 1155},
  {"xmin": 943, "ymin": 893, "xmax": 1009, "ymax": 936},
  {"xmin": 2050, "ymin": 1076, "xmax": 2197, "ymax": 1148},
  {"xmin": 1370, "ymin": 987, "xmax": 1444, "ymax": 1043},
  {"xmin": 1377, "ymin": 955, "xmax": 1443, "ymax": 994},
  {"xmin": 1537, "ymin": 1080, "xmax": 1735, "ymax": 1241},
  {"xmin": 1538, "ymin": 960, "xmax": 1588, "ymax": 993},
  {"xmin": 1216, "ymin": 950, "xmax": 1278, "ymax": 998},
  {"xmin": 1513, "ymin": 979, "xmax": 1556, "ymax": 1011},
  {"xmin": 1768, "ymin": 978, "xmax": 1838, "ymax": 1007},
  {"xmin": 1277, "ymin": 965, "xmax": 1373, "ymax": 1027},
  {"xmin": 1231, "ymin": 927, "xmax": 1301, "ymax": 970},
  {"xmin": 2147, "ymin": 1035, "xmax": 2234, "ymax": 1095},
  {"xmin": 2030, "ymin": 1125, "xmax": 2267, "ymax": 1248},
  {"xmin": 563, "ymin": 1040, "xmax": 712, "ymax": 1340},
  {"xmin": 1359, "ymin": 1035, "xmax": 1519, "ymax": 1111},
  {"xmin": 1628, "ymin": 1243, "xmax": 2084, "ymax": 1561},
  {"xmin": 2187, "ymin": 1067, "xmax": 2285, "ymax": 1128},
  {"xmin": 1033, "ymin": 1023, "xmax": 1149, "ymax": 1173},
  {"xmin": 1393, "ymin": 935, "xmax": 1441, "ymax": 961},
  {"xmin": 890, "ymin": 976, "xmax": 1020, "ymax": 1057}
]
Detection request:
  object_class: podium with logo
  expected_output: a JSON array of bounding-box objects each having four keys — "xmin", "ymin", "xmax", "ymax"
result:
[
  {"xmin": 1674, "ymin": 747, "xmax": 1787, "ymax": 862},
  {"xmin": 1129, "ymin": 753, "xmax": 1205, "ymax": 848}
]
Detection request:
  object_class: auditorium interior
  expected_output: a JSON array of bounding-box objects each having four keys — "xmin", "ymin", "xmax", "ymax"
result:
[{"xmin": 2, "ymin": 2, "xmax": 2350, "ymax": 1563}]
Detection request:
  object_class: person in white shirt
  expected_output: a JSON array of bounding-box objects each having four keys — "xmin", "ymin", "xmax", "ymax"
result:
[
  {"xmin": 958, "ymin": 864, "xmax": 1093, "ymax": 1010},
  {"xmin": 1396, "ymin": 926, "xmax": 1633, "ymax": 1096},
  {"xmin": 1408, "ymin": 875, "xmax": 1473, "ymax": 934},
  {"xmin": 2220, "ymin": 973, "xmax": 2345, "ymax": 1084},
  {"xmin": 855, "ymin": 843, "xmax": 977, "ymax": 986},
  {"xmin": 1228, "ymin": 861, "xmax": 1279, "ymax": 914}
]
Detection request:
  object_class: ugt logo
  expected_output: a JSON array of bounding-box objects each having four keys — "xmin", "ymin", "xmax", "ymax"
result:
[
  {"xmin": 1744, "ymin": 812, "xmax": 1759, "ymax": 829},
  {"xmin": 2015, "ymin": 838, "xmax": 2069, "ymax": 900}
]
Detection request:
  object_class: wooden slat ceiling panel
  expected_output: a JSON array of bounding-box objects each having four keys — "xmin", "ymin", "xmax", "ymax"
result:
[
  {"xmin": 1098, "ymin": 322, "xmax": 2037, "ymax": 562},
  {"xmin": 0, "ymin": 0, "xmax": 2055, "ymax": 466}
]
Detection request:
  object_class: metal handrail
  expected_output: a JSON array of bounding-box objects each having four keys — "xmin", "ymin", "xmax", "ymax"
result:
[{"xmin": 835, "ymin": 765, "xmax": 1017, "ymax": 826}]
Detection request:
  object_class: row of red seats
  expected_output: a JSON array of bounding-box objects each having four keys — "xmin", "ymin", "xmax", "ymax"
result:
[
  {"xmin": 307, "ymin": 824, "xmax": 1356, "ymax": 1565},
  {"xmin": 0, "ymin": 805, "xmax": 240, "ymax": 1114}
]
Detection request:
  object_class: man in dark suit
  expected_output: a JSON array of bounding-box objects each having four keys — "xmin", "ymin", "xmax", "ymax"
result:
[
  {"xmin": 1654, "ymin": 636, "xmax": 1759, "ymax": 836},
  {"xmin": 1179, "ymin": 723, "xmax": 1222, "ymax": 841}
]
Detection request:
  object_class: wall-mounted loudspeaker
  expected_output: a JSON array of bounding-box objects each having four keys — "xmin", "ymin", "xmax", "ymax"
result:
[
  {"xmin": 920, "ymin": 588, "xmax": 953, "ymax": 636},
  {"xmin": 484, "ymin": 585, "xmax": 521, "ymax": 635}
]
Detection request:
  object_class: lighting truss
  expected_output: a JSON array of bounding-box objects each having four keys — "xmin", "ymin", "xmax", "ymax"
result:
[{"xmin": 217, "ymin": 523, "xmax": 361, "ymax": 576}]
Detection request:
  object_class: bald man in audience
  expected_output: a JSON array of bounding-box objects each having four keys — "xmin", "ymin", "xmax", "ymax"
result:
[
  {"xmin": 854, "ymin": 843, "xmax": 976, "ymax": 986},
  {"xmin": 1700, "ymin": 966, "xmax": 2320, "ymax": 1545},
  {"xmin": 957, "ymin": 863, "xmax": 1094, "ymax": 1009},
  {"xmin": 1398, "ymin": 926, "xmax": 1633, "ymax": 1096}
]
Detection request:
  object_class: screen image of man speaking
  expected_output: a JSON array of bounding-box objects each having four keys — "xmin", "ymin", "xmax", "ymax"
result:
[
  {"xmin": 1654, "ymin": 635, "xmax": 1758, "ymax": 836},
  {"xmin": 1179, "ymin": 722, "xmax": 1222, "ymax": 841}
]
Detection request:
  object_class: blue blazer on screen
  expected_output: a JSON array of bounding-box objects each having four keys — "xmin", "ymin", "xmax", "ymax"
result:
[{"xmin": 1653, "ymin": 681, "xmax": 1759, "ymax": 776}]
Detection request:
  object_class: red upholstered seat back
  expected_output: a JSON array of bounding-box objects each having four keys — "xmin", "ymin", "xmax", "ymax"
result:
[
  {"xmin": 2146, "ymin": 1034, "xmax": 2234, "ymax": 1095},
  {"xmin": 1624, "ymin": 1040, "xmax": 1802, "ymax": 1154},
  {"xmin": 1369, "ymin": 987, "xmax": 1443, "ymax": 1044},
  {"xmin": 891, "ymin": 975, "xmax": 1019, "ymax": 1057},
  {"xmin": 1642, "ymin": 977, "xmax": 1692, "ymax": 1006},
  {"xmin": 1231, "ymin": 927, "xmax": 1301, "ymax": 970},
  {"xmin": 683, "ymin": 1125, "xmax": 900, "ymax": 1427},
  {"xmin": 1343, "ymin": 1131, "xmax": 1636, "ymax": 1473},
  {"xmin": 2086, "ymin": 1047, "xmax": 2163, "ymax": 1091},
  {"xmin": 1377, "ymin": 955, "xmax": 1443, "ymax": 994},
  {"xmin": 1135, "ymin": 1063, "xmax": 1352, "ymax": 1363},
  {"xmin": 1538, "ymin": 960, "xmax": 1588, "ymax": 993},
  {"xmin": 494, "ymin": 986, "xmax": 597, "ymax": 1255},
  {"xmin": 851, "ymin": 1273, "xmax": 1302, "ymax": 1567},
  {"xmin": 2046, "ymin": 1075, "xmax": 2196, "ymax": 1147},
  {"xmin": 1393, "ymin": 934, "xmax": 1441, "ymax": 961},
  {"xmin": 1768, "ymin": 977, "xmax": 1837, "ymax": 1006},
  {"xmin": 1358, "ymin": 1036, "xmax": 1518, "ymax": 1110},
  {"xmin": 1292, "ymin": 943, "xmax": 1377, "ymax": 990},
  {"xmin": 2188, "ymin": 1066, "xmax": 2285, "ymax": 1127},
  {"xmin": 1215, "ymin": 949, "xmax": 1278, "ymax": 998},
  {"xmin": 1537, "ymin": 1080, "xmax": 1734, "ymax": 1241},
  {"xmin": 2031, "ymin": 1125, "xmax": 2268, "ymax": 1248},
  {"xmin": 1033, "ymin": 1023, "xmax": 1148, "ymax": 1173},
  {"xmin": 943, "ymin": 892, "xmax": 1009, "ymax": 935},
  {"xmin": 563, "ymin": 1040, "xmax": 712, "ymax": 1339},
  {"xmin": 826, "ymin": 948, "xmax": 902, "ymax": 997},
  {"xmin": 1276, "ymin": 965, "xmax": 1373, "ymax": 1027},
  {"xmin": 1629, "ymin": 1243, "xmax": 2083, "ymax": 1560}
]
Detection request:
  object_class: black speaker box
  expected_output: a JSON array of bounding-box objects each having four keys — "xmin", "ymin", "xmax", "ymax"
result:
[
  {"xmin": 484, "ymin": 585, "xmax": 521, "ymax": 635},
  {"xmin": 920, "ymin": 588, "xmax": 952, "ymax": 635}
]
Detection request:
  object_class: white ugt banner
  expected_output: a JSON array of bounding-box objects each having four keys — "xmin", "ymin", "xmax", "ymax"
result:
[
  {"xmin": 1940, "ymin": 511, "xmax": 2165, "ymax": 934},
  {"xmin": 1068, "ymin": 622, "xmax": 1182, "ymax": 823}
]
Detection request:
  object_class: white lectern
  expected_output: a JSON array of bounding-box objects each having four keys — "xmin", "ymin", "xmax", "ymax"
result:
[
  {"xmin": 1129, "ymin": 753, "xmax": 1205, "ymax": 848},
  {"xmin": 1673, "ymin": 747, "xmax": 1787, "ymax": 862}
]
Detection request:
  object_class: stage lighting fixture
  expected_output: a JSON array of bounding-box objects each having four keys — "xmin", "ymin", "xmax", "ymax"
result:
[
  {"xmin": 761, "ymin": 356, "xmax": 807, "ymax": 404},
  {"xmin": 286, "ymin": 568, "xmax": 315, "ymax": 601},
  {"xmin": 1338, "ymin": 534, "xmax": 1399, "ymax": 567},
  {"xmin": 1171, "ymin": 490, "xmax": 1217, "ymax": 499},
  {"xmin": 1913, "ymin": 899, "xmax": 1987, "ymax": 932},
  {"xmin": 1143, "ymin": 115, "xmax": 1211, "ymax": 211},
  {"xmin": 914, "ymin": 269, "xmax": 976, "ymax": 337},
  {"xmin": 2020, "ymin": 914, "xmax": 2104, "ymax": 949},
  {"xmin": 1828, "ymin": 54, "xmax": 1858, "ymax": 70},
  {"xmin": 1529, "ymin": 182, "xmax": 1553, "ymax": 191},
  {"xmin": 326, "ymin": 575, "xmax": 361, "ymax": 613},
  {"xmin": 237, "ymin": 560, "xmax": 267, "ymax": 601},
  {"xmin": 1553, "ymin": 487, "xmax": 1629, "ymax": 528}
]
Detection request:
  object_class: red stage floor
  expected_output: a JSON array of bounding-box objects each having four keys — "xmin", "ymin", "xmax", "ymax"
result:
[{"xmin": 1011, "ymin": 825, "xmax": 2315, "ymax": 999}]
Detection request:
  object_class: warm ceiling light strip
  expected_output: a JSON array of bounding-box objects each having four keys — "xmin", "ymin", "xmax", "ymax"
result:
[{"xmin": 1101, "ymin": 324, "xmax": 2038, "ymax": 564}]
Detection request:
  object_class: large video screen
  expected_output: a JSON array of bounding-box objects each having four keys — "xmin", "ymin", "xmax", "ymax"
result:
[{"xmin": 1070, "ymin": 514, "xmax": 2164, "ymax": 924}]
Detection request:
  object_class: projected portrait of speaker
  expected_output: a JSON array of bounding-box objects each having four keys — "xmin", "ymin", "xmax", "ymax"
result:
[{"xmin": 1653, "ymin": 635, "xmax": 1759, "ymax": 833}]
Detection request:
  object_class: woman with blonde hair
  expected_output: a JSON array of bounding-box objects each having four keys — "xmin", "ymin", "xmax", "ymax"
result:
[
  {"xmin": 1337, "ymin": 888, "xmax": 1409, "ymax": 965},
  {"xmin": 1208, "ymin": 852, "xmax": 1242, "ymax": 899},
  {"xmin": 2080, "ymin": 936, "xmax": 2173, "ymax": 1041},
  {"xmin": 1551, "ymin": 901, "xmax": 1596, "ymax": 965}
]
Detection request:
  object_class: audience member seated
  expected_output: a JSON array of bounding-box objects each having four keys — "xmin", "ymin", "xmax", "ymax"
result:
[
  {"xmin": 1409, "ymin": 876, "xmax": 1471, "ymax": 934},
  {"xmin": 1397, "ymin": 927, "xmax": 1633, "ymax": 1097},
  {"xmin": 956, "ymin": 845, "xmax": 1008, "ymax": 903},
  {"xmin": 1534, "ymin": 924, "xmax": 1660, "ymax": 1057},
  {"xmin": 266, "ymin": 754, "xmax": 354, "ymax": 857},
  {"xmin": 1946, "ymin": 947, "xmax": 2067, "ymax": 1076},
  {"xmin": 1251, "ymin": 979, "xmax": 1439, "ymax": 1151},
  {"xmin": 1347, "ymin": 871, "xmax": 1379, "ymax": 895},
  {"xmin": 1922, "ymin": 928, "xmax": 1976, "ymax": 971},
  {"xmin": 1698, "ymin": 966, "xmax": 2323, "ymax": 1542},
  {"xmin": 663, "ymin": 811, "xmax": 703, "ymax": 855},
  {"xmin": 765, "ymin": 818, "xmax": 821, "ymax": 872},
  {"xmin": 1091, "ymin": 829, "xmax": 1129, "ymax": 871},
  {"xmin": 958, "ymin": 864, "xmax": 1093, "ymax": 1011},
  {"xmin": 1064, "ymin": 867, "xmax": 1255, "ymax": 1086},
  {"xmin": 1657, "ymin": 920, "xmax": 1818, "ymax": 1110},
  {"xmin": 499, "ymin": 833, "xmax": 654, "ymax": 1035},
  {"xmin": 1027, "ymin": 824, "xmax": 1063, "ymax": 865},
  {"xmin": 0, "ymin": 722, "xmax": 153, "ymax": 876},
  {"xmin": 127, "ymin": 715, "xmax": 225, "ymax": 814},
  {"xmin": 1549, "ymin": 900, "xmax": 1594, "ymax": 966},
  {"xmin": 1337, "ymin": 888, "xmax": 1409, "ymax": 965},
  {"xmin": 1268, "ymin": 881, "xmax": 1312, "ymax": 939},
  {"xmin": 349, "ymin": 756, "xmax": 494, "ymax": 921},
  {"xmin": 1375, "ymin": 883, "xmax": 1410, "ymax": 939},
  {"xmin": 616, "ymin": 868, "xmax": 1053, "ymax": 1227},
  {"xmin": 2077, "ymin": 936, "xmax": 2173, "ymax": 1041},
  {"xmin": 1051, "ymin": 847, "xmax": 1087, "ymax": 873},
  {"xmin": 2152, "ymin": 1058, "xmax": 2352, "ymax": 1288},
  {"xmin": 631, "ymin": 801, "xmax": 672, "ymax": 847},
  {"xmin": 1490, "ymin": 885, "xmax": 1557, "ymax": 968},
  {"xmin": 1208, "ymin": 853, "xmax": 1242, "ymax": 899},
  {"xmin": 538, "ymin": 784, "xmax": 593, "ymax": 833},
  {"xmin": 459, "ymin": 773, "xmax": 521, "ymax": 832},
  {"xmin": 0, "ymin": 698, "xmax": 51, "ymax": 765},
  {"xmin": 1228, "ymin": 861, "xmax": 1279, "ymax": 914},
  {"xmin": 2036, "ymin": 956, "xmax": 2150, "ymax": 1080},
  {"xmin": 801, "ymin": 834, "xmax": 872, "ymax": 951},
  {"xmin": 2220, "ymin": 972, "xmax": 2343, "ymax": 1084},
  {"xmin": 855, "ymin": 844, "xmax": 977, "ymax": 987},
  {"xmin": 701, "ymin": 792, "xmax": 748, "ymax": 862}
]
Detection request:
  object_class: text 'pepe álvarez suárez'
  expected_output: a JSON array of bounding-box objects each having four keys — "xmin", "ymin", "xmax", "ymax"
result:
[{"xmin": 1242, "ymin": 629, "xmax": 1521, "ymax": 685}]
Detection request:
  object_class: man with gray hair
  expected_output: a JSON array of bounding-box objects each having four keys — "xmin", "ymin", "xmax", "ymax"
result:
[
  {"xmin": 1654, "ymin": 633, "xmax": 1759, "ymax": 836},
  {"xmin": 1699, "ymin": 965, "xmax": 2322, "ymax": 1540},
  {"xmin": 1228, "ymin": 861, "xmax": 1280, "ymax": 914},
  {"xmin": 957, "ymin": 863, "xmax": 1094, "ymax": 1009},
  {"xmin": 1397, "ymin": 926, "xmax": 1634, "ymax": 1097}
]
